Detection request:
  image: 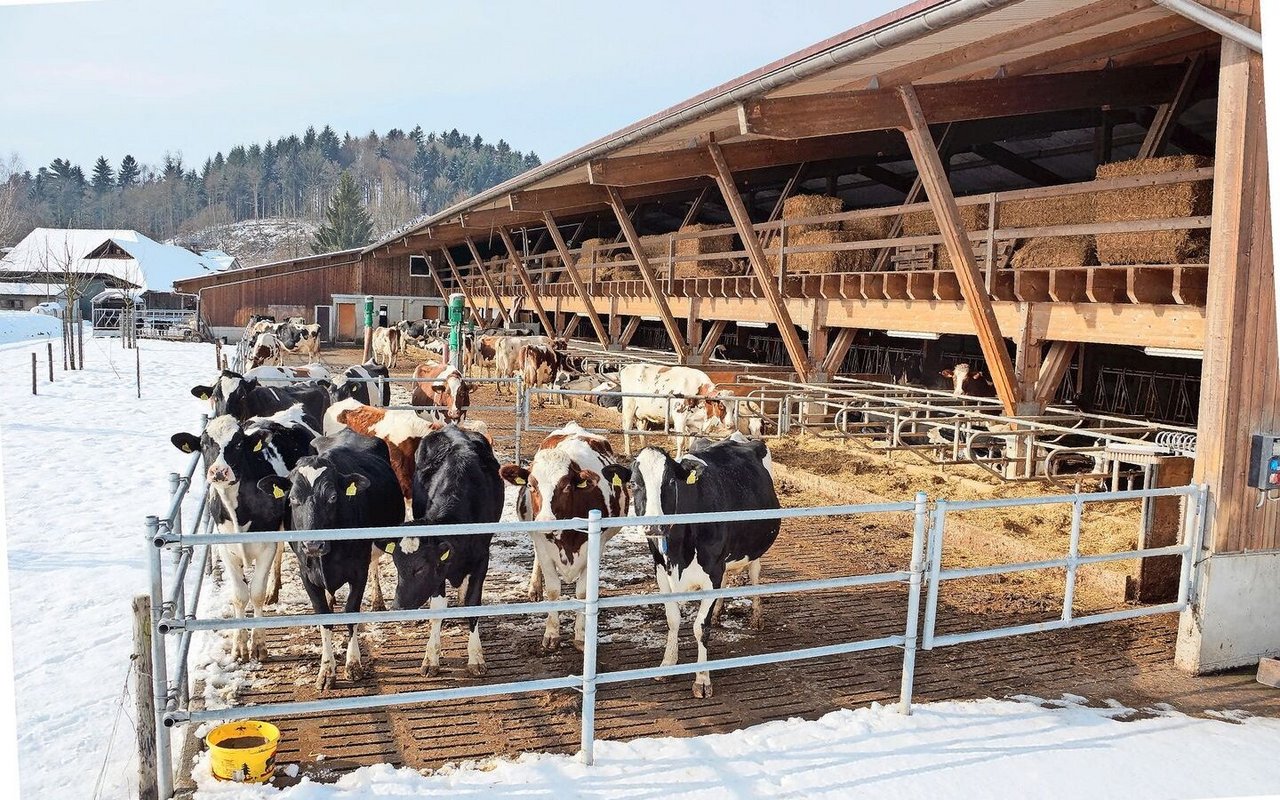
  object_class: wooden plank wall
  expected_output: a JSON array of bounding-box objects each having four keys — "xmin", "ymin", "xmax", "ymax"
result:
[
  {"xmin": 362, "ymin": 253, "xmax": 439, "ymax": 298},
  {"xmin": 1194, "ymin": 36, "xmax": 1279, "ymax": 553},
  {"xmin": 191, "ymin": 260, "xmax": 361, "ymax": 326}
]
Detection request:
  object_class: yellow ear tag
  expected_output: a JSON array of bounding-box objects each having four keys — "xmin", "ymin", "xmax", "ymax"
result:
[
  {"xmin": 576, "ymin": 479, "xmax": 589, "ymax": 489},
  {"xmin": 272, "ymin": 485, "xmax": 285, "ymax": 499},
  {"xmin": 181, "ymin": 443, "xmax": 192, "ymax": 453},
  {"xmin": 253, "ymin": 440, "xmax": 263, "ymax": 452},
  {"xmin": 384, "ymin": 542, "xmax": 396, "ymax": 553},
  {"xmin": 686, "ymin": 471, "xmax": 699, "ymax": 485},
  {"xmin": 513, "ymin": 476, "xmax": 526, "ymax": 485},
  {"xmin": 439, "ymin": 549, "xmax": 450, "ymax": 562},
  {"xmin": 611, "ymin": 474, "xmax": 623, "ymax": 488},
  {"xmin": 199, "ymin": 392, "xmax": 210, "ymax": 400},
  {"xmin": 346, "ymin": 482, "xmax": 358, "ymax": 497}
]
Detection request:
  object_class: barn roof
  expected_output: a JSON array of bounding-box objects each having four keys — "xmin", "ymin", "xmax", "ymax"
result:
[{"xmin": 0, "ymin": 229, "xmax": 222, "ymax": 293}]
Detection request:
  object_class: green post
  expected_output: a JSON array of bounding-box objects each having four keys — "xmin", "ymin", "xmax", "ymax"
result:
[
  {"xmin": 361, "ymin": 295, "xmax": 375, "ymax": 362},
  {"xmin": 449, "ymin": 292, "xmax": 465, "ymax": 371}
]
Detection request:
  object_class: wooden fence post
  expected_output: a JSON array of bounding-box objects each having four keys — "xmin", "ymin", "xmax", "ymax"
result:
[
  {"xmin": 132, "ymin": 595, "xmax": 159, "ymax": 800},
  {"xmin": 47, "ymin": 342, "xmax": 53, "ymax": 383},
  {"xmin": 31, "ymin": 353, "xmax": 36, "ymax": 395}
]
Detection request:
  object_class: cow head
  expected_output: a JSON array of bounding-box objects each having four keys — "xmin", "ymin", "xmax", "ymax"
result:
[
  {"xmin": 171, "ymin": 414, "xmax": 271, "ymax": 487},
  {"xmin": 629, "ymin": 447, "xmax": 704, "ymax": 523},
  {"xmin": 941, "ymin": 363, "xmax": 971, "ymax": 395},
  {"xmin": 375, "ymin": 531, "xmax": 454, "ymax": 610},
  {"xmin": 258, "ymin": 462, "xmax": 370, "ymax": 557},
  {"xmin": 499, "ymin": 449, "xmax": 616, "ymax": 523}
]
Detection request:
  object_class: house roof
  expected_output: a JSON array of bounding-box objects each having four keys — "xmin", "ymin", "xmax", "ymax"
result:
[
  {"xmin": 0, "ymin": 282, "xmax": 67, "ymax": 297},
  {"xmin": 0, "ymin": 229, "xmax": 222, "ymax": 292}
]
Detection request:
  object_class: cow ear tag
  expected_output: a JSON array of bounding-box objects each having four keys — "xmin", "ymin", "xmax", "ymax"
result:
[
  {"xmin": 686, "ymin": 471, "xmax": 699, "ymax": 485},
  {"xmin": 383, "ymin": 542, "xmax": 396, "ymax": 553},
  {"xmin": 253, "ymin": 440, "xmax": 263, "ymax": 452},
  {"xmin": 198, "ymin": 392, "xmax": 210, "ymax": 400},
  {"xmin": 513, "ymin": 476, "xmax": 526, "ymax": 485},
  {"xmin": 611, "ymin": 474, "xmax": 623, "ymax": 488},
  {"xmin": 439, "ymin": 549, "xmax": 450, "ymax": 562},
  {"xmin": 345, "ymin": 482, "xmax": 358, "ymax": 497},
  {"xmin": 180, "ymin": 442, "xmax": 192, "ymax": 453},
  {"xmin": 576, "ymin": 479, "xmax": 589, "ymax": 489},
  {"xmin": 271, "ymin": 484, "xmax": 285, "ymax": 499}
]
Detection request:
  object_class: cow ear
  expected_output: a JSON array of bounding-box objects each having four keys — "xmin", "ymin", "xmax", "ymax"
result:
[
  {"xmin": 677, "ymin": 458, "xmax": 706, "ymax": 485},
  {"xmin": 601, "ymin": 464, "xmax": 631, "ymax": 488},
  {"xmin": 257, "ymin": 476, "xmax": 291, "ymax": 500},
  {"xmin": 941, "ymin": 369, "xmax": 953, "ymax": 378},
  {"xmin": 170, "ymin": 432, "xmax": 200, "ymax": 454},
  {"xmin": 190, "ymin": 385, "xmax": 212, "ymax": 401},
  {"xmin": 970, "ymin": 371, "xmax": 984, "ymax": 380},
  {"xmin": 575, "ymin": 471, "xmax": 599, "ymax": 490},
  {"xmin": 499, "ymin": 464, "xmax": 529, "ymax": 486},
  {"xmin": 342, "ymin": 474, "xmax": 370, "ymax": 497}
]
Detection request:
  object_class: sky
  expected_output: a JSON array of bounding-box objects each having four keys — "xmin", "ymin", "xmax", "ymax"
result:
[{"xmin": 0, "ymin": 0, "xmax": 901, "ymax": 174}]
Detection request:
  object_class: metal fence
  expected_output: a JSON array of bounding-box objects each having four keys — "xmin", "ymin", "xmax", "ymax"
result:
[
  {"xmin": 145, "ymin": 448, "xmax": 1207, "ymax": 797},
  {"xmin": 92, "ymin": 307, "xmax": 199, "ymax": 340}
]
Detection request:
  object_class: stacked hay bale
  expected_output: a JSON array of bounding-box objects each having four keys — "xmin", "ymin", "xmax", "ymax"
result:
[
  {"xmin": 1092, "ymin": 155, "xmax": 1213, "ymax": 264},
  {"xmin": 1003, "ymin": 192, "xmax": 1097, "ymax": 270},
  {"xmin": 840, "ymin": 214, "xmax": 895, "ymax": 271},
  {"xmin": 674, "ymin": 223, "xmax": 739, "ymax": 278},
  {"xmin": 900, "ymin": 205, "xmax": 986, "ymax": 270},
  {"xmin": 773, "ymin": 194, "xmax": 858, "ymax": 274},
  {"xmin": 575, "ymin": 238, "xmax": 605, "ymax": 280}
]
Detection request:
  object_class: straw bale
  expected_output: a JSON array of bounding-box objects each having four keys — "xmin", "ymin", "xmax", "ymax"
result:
[
  {"xmin": 674, "ymin": 223, "xmax": 737, "ymax": 277},
  {"xmin": 1093, "ymin": 155, "xmax": 1212, "ymax": 264},
  {"xmin": 767, "ymin": 230, "xmax": 863, "ymax": 274},
  {"xmin": 782, "ymin": 194, "xmax": 844, "ymax": 235},
  {"xmin": 901, "ymin": 203, "xmax": 985, "ymax": 236},
  {"xmin": 1010, "ymin": 235, "xmax": 1095, "ymax": 269}
]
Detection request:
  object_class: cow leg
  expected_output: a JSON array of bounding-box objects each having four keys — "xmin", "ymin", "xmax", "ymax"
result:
[
  {"xmin": 692, "ymin": 595, "xmax": 716, "ymax": 699},
  {"xmin": 265, "ymin": 543, "xmax": 283, "ymax": 606},
  {"xmin": 247, "ymin": 553, "xmax": 275, "ymax": 661},
  {"xmin": 316, "ymin": 625, "xmax": 336, "ymax": 691},
  {"xmin": 672, "ymin": 414, "xmax": 688, "ymax": 459},
  {"xmin": 527, "ymin": 546, "xmax": 545, "ymax": 602},
  {"xmin": 463, "ymin": 566, "xmax": 488, "ymax": 677},
  {"xmin": 655, "ymin": 567, "xmax": 680, "ymax": 672},
  {"xmin": 709, "ymin": 597, "xmax": 726, "ymax": 628},
  {"xmin": 622, "ymin": 398, "xmax": 635, "ymax": 456},
  {"xmin": 222, "ymin": 548, "xmax": 251, "ymax": 661},
  {"xmin": 365, "ymin": 548, "xmax": 386, "ymax": 612},
  {"xmin": 422, "ymin": 595, "xmax": 446, "ymax": 677},
  {"xmin": 541, "ymin": 566, "xmax": 563, "ymax": 653},
  {"xmin": 343, "ymin": 573, "xmax": 369, "ymax": 681},
  {"xmin": 748, "ymin": 559, "xmax": 765, "ymax": 631}
]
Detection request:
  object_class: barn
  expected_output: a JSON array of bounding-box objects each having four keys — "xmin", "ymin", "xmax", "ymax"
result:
[{"xmin": 156, "ymin": 0, "xmax": 1275, "ymax": 750}]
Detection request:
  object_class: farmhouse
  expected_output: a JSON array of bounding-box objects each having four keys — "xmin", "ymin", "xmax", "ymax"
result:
[{"xmin": 174, "ymin": 0, "xmax": 1273, "ymax": 677}]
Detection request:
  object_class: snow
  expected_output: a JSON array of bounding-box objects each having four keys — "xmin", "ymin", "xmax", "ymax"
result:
[
  {"xmin": 185, "ymin": 696, "xmax": 1280, "ymax": 799},
  {"xmin": 1, "ymin": 228, "xmax": 221, "ymax": 292},
  {"xmin": 0, "ymin": 310, "xmax": 62, "ymax": 343},
  {"xmin": 0, "ymin": 334, "xmax": 215, "ymax": 798}
]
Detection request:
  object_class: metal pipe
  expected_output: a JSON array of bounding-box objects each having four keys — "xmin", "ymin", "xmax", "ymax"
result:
[
  {"xmin": 898, "ymin": 492, "xmax": 928, "ymax": 715},
  {"xmin": 922, "ymin": 500, "xmax": 947, "ymax": 650},
  {"xmin": 580, "ymin": 509, "xmax": 602, "ymax": 765},
  {"xmin": 1152, "ymin": 0, "xmax": 1261, "ymax": 53},
  {"xmin": 1062, "ymin": 498, "xmax": 1083, "ymax": 622},
  {"xmin": 929, "ymin": 602, "xmax": 1187, "ymax": 648},
  {"xmin": 596, "ymin": 571, "xmax": 909, "ymax": 609},
  {"xmin": 146, "ymin": 517, "xmax": 174, "ymax": 800}
]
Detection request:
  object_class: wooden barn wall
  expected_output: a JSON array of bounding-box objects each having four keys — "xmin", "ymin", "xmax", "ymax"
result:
[
  {"xmin": 197, "ymin": 261, "xmax": 361, "ymax": 326},
  {"xmin": 1195, "ymin": 38, "xmax": 1279, "ymax": 554},
  {"xmin": 361, "ymin": 253, "xmax": 439, "ymax": 299}
]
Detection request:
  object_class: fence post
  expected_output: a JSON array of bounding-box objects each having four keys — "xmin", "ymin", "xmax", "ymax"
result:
[
  {"xmin": 136, "ymin": 342, "xmax": 142, "ymax": 399},
  {"xmin": 146, "ymin": 517, "xmax": 174, "ymax": 800},
  {"xmin": 514, "ymin": 375, "xmax": 526, "ymax": 462},
  {"xmin": 47, "ymin": 342, "xmax": 53, "ymax": 383},
  {"xmin": 898, "ymin": 492, "xmax": 929, "ymax": 715},
  {"xmin": 922, "ymin": 499, "xmax": 947, "ymax": 651},
  {"xmin": 132, "ymin": 594, "xmax": 159, "ymax": 800},
  {"xmin": 1061, "ymin": 497, "xmax": 1084, "ymax": 622},
  {"xmin": 31, "ymin": 353, "xmax": 36, "ymax": 395},
  {"xmin": 214, "ymin": 340, "xmax": 222, "ymax": 372},
  {"xmin": 580, "ymin": 509, "xmax": 603, "ymax": 765}
]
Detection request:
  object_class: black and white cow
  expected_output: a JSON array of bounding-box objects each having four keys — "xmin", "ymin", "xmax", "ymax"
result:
[
  {"xmin": 622, "ymin": 435, "xmax": 780, "ymax": 698},
  {"xmin": 258, "ymin": 428, "xmax": 405, "ymax": 690},
  {"xmin": 192, "ymin": 370, "xmax": 330, "ymax": 424},
  {"xmin": 170, "ymin": 405, "xmax": 319, "ymax": 662},
  {"xmin": 375, "ymin": 426, "xmax": 504, "ymax": 677},
  {"xmin": 328, "ymin": 363, "xmax": 391, "ymax": 408}
]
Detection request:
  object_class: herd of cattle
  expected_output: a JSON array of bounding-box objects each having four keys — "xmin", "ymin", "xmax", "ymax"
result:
[{"xmin": 173, "ymin": 343, "xmax": 779, "ymax": 698}]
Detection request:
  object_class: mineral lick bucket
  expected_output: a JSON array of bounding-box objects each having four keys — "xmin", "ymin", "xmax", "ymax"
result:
[{"xmin": 205, "ymin": 721, "xmax": 280, "ymax": 783}]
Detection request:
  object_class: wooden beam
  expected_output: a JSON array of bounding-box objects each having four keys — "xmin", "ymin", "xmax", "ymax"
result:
[
  {"xmin": 698, "ymin": 319, "xmax": 730, "ymax": 358},
  {"xmin": 972, "ymin": 142, "xmax": 1066, "ymax": 186},
  {"xmin": 427, "ymin": 251, "xmax": 483, "ymax": 327},
  {"xmin": 558, "ymin": 314, "xmax": 581, "ymax": 340},
  {"xmin": 997, "ymin": 15, "xmax": 1202, "ymax": 77},
  {"xmin": 1138, "ymin": 53, "xmax": 1207, "ymax": 159},
  {"xmin": 680, "ymin": 187, "xmax": 710, "ymax": 228},
  {"xmin": 420, "ymin": 251, "xmax": 450, "ymax": 301},
  {"xmin": 462, "ymin": 239, "xmax": 513, "ymax": 326},
  {"xmin": 438, "ymin": 247, "xmax": 492, "ymax": 327},
  {"xmin": 1035, "ymin": 341, "xmax": 1078, "ymax": 405},
  {"xmin": 510, "ymin": 179, "xmax": 707, "ymax": 213},
  {"xmin": 605, "ymin": 186, "xmax": 687, "ymax": 358},
  {"xmin": 707, "ymin": 139, "xmax": 810, "ymax": 382},
  {"xmin": 856, "ymin": 163, "xmax": 915, "ymax": 193},
  {"xmin": 742, "ymin": 64, "xmax": 1189, "ymax": 140},
  {"xmin": 543, "ymin": 211, "xmax": 610, "ymax": 347},
  {"xmin": 822, "ymin": 327, "xmax": 858, "ymax": 375},
  {"xmin": 497, "ymin": 228, "xmax": 554, "ymax": 336},
  {"xmin": 899, "ymin": 85, "xmax": 1018, "ymax": 415},
  {"xmin": 619, "ymin": 316, "xmax": 642, "ymax": 347}
]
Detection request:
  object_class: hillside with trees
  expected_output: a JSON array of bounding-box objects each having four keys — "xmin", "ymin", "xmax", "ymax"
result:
[{"xmin": 0, "ymin": 126, "xmax": 540, "ymax": 264}]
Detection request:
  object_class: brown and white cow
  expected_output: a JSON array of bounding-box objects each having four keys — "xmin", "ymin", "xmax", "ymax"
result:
[
  {"xmin": 941, "ymin": 362, "xmax": 997, "ymax": 398},
  {"xmin": 371, "ymin": 327, "xmax": 403, "ymax": 369},
  {"xmin": 517, "ymin": 343, "xmax": 565, "ymax": 407},
  {"xmin": 249, "ymin": 332, "xmax": 284, "ymax": 369},
  {"xmin": 499, "ymin": 422, "xmax": 629, "ymax": 651},
  {"xmin": 472, "ymin": 335, "xmax": 499, "ymax": 376},
  {"xmin": 619, "ymin": 364, "xmax": 736, "ymax": 458},
  {"xmin": 410, "ymin": 363, "xmax": 470, "ymax": 423}
]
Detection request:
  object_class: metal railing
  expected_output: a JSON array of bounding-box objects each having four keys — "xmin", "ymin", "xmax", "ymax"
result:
[{"xmin": 93, "ymin": 307, "xmax": 199, "ymax": 339}]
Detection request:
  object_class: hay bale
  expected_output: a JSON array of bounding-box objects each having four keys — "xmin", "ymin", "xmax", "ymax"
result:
[
  {"xmin": 1010, "ymin": 235, "xmax": 1095, "ymax": 269},
  {"xmin": 768, "ymin": 230, "xmax": 861, "ymax": 274},
  {"xmin": 901, "ymin": 204, "xmax": 985, "ymax": 236},
  {"xmin": 1093, "ymin": 155, "xmax": 1213, "ymax": 264},
  {"xmin": 1000, "ymin": 194, "xmax": 1094, "ymax": 228},
  {"xmin": 841, "ymin": 214, "xmax": 894, "ymax": 241},
  {"xmin": 782, "ymin": 194, "xmax": 844, "ymax": 235},
  {"xmin": 674, "ymin": 223, "xmax": 737, "ymax": 277}
]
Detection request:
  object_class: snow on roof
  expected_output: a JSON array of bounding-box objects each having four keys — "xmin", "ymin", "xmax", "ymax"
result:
[
  {"xmin": 200, "ymin": 250, "xmax": 238, "ymax": 271},
  {"xmin": 0, "ymin": 228, "xmax": 222, "ymax": 293},
  {"xmin": 0, "ymin": 281, "xmax": 67, "ymax": 297}
]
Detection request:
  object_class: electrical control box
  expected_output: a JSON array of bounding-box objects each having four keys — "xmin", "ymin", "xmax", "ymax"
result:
[{"xmin": 1247, "ymin": 434, "xmax": 1280, "ymax": 490}]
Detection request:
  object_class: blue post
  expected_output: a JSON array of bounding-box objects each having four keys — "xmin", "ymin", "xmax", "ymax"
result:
[{"xmin": 580, "ymin": 509, "xmax": 603, "ymax": 764}]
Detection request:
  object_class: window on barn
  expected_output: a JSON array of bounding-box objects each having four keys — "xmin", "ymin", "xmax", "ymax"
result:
[{"xmin": 409, "ymin": 255, "xmax": 431, "ymax": 278}]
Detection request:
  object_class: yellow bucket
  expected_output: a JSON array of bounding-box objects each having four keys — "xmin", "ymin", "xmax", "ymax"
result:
[{"xmin": 205, "ymin": 721, "xmax": 280, "ymax": 783}]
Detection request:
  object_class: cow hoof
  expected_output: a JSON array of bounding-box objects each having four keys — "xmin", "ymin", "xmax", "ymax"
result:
[
  {"xmin": 692, "ymin": 682, "xmax": 713, "ymax": 699},
  {"xmin": 527, "ymin": 586, "xmax": 544, "ymax": 603},
  {"xmin": 750, "ymin": 615, "xmax": 765, "ymax": 632},
  {"xmin": 423, "ymin": 663, "xmax": 440, "ymax": 678},
  {"xmin": 466, "ymin": 662, "xmax": 488, "ymax": 678},
  {"xmin": 251, "ymin": 641, "xmax": 269, "ymax": 662},
  {"xmin": 316, "ymin": 668, "xmax": 335, "ymax": 692},
  {"xmin": 233, "ymin": 643, "xmax": 250, "ymax": 662},
  {"xmin": 265, "ymin": 592, "xmax": 280, "ymax": 606},
  {"xmin": 541, "ymin": 636, "xmax": 560, "ymax": 653},
  {"xmin": 346, "ymin": 660, "xmax": 368, "ymax": 681}
]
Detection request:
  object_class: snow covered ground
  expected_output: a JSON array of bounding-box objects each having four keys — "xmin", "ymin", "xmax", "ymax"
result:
[
  {"xmin": 0, "ymin": 333, "xmax": 214, "ymax": 798},
  {"xmin": 189, "ymin": 696, "xmax": 1280, "ymax": 799},
  {"xmin": 0, "ymin": 310, "xmax": 61, "ymax": 344}
]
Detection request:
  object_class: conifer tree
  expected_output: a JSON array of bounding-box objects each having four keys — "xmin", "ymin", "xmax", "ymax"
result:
[
  {"xmin": 310, "ymin": 171, "xmax": 373, "ymax": 253},
  {"xmin": 117, "ymin": 155, "xmax": 140, "ymax": 187},
  {"xmin": 91, "ymin": 157, "xmax": 114, "ymax": 194}
]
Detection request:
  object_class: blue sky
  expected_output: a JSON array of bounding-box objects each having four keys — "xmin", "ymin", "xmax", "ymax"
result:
[{"xmin": 0, "ymin": 0, "xmax": 899, "ymax": 172}]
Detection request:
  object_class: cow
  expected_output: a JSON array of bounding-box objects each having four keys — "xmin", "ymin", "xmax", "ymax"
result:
[
  {"xmin": 711, "ymin": 343, "xmax": 764, "ymax": 363},
  {"xmin": 499, "ymin": 422, "xmax": 629, "ymax": 652},
  {"xmin": 941, "ymin": 363, "xmax": 997, "ymax": 398},
  {"xmin": 371, "ymin": 327, "xmax": 403, "ymax": 369},
  {"xmin": 273, "ymin": 322, "xmax": 303, "ymax": 351},
  {"xmin": 410, "ymin": 363, "xmax": 470, "ymax": 423},
  {"xmin": 258, "ymin": 428, "xmax": 405, "ymax": 689},
  {"xmin": 293, "ymin": 323, "xmax": 322, "ymax": 362},
  {"xmin": 169, "ymin": 406, "xmax": 319, "ymax": 661},
  {"xmin": 493, "ymin": 335, "xmax": 548, "ymax": 394},
  {"xmin": 621, "ymin": 436, "xmax": 780, "ymax": 698},
  {"xmin": 192, "ymin": 370, "xmax": 330, "ymax": 425},
  {"xmin": 329, "ymin": 363, "xmax": 391, "ymax": 407},
  {"xmin": 242, "ymin": 364, "xmax": 330, "ymax": 385},
  {"xmin": 375, "ymin": 426, "xmax": 504, "ymax": 677},
  {"xmin": 517, "ymin": 343, "xmax": 566, "ymax": 406},
  {"xmin": 249, "ymin": 332, "xmax": 284, "ymax": 369},
  {"xmin": 619, "ymin": 364, "xmax": 736, "ymax": 458},
  {"xmin": 472, "ymin": 335, "xmax": 499, "ymax": 377}
]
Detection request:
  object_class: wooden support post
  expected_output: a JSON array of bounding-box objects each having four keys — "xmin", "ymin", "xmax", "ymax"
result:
[
  {"xmin": 686, "ymin": 297, "xmax": 703, "ymax": 364},
  {"xmin": 699, "ymin": 319, "xmax": 730, "ymax": 359},
  {"xmin": 430, "ymin": 251, "xmax": 484, "ymax": 327},
  {"xmin": 559, "ymin": 314, "xmax": 581, "ymax": 340},
  {"xmin": 872, "ymin": 124, "xmax": 953, "ymax": 272},
  {"xmin": 133, "ymin": 595, "xmax": 158, "ymax": 800},
  {"xmin": 608, "ymin": 296, "xmax": 622, "ymax": 348},
  {"xmin": 1013, "ymin": 307, "xmax": 1043, "ymax": 415},
  {"xmin": 463, "ymin": 239, "xmax": 513, "ymax": 326},
  {"xmin": 680, "ymin": 187, "xmax": 710, "ymax": 228},
  {"xmin": 619, "ymin": 316, "xmax": 642, "ymax": 347},
  {"xmin": 822, "ymin": 327, "xmax": 858, "ymax": 376},
  {"xmin": 1035, "ymin": 341, "xmax": 1078, "ymax": 406},
  {"xmin": 1138, "ymin": 53, "xmax": 1206, "ymax": 159},
  {"xmin": 543, "ymin": 211, "xmax": 610, "ymax": 346},
  {"xmin": 47, "ymin": 341, "xmax": 53, "ymax": 383},
  {"xmin": 605, "ymin": 186, "xmax": 687, "ymax": 358},
  {"xmin": 761, "ymin": 162, "xmax": 808, "ymax": 249},
  {"xmin": 706, "ymin": 139, "xmax": 810, "ymax": 382},
  {"xmin": 899, "ymin": 85, "xmax": 1018, "ymax": 415},
  {"xmin": 498, "ymin": 228, "xmax": 554, "ymax": 336}
]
